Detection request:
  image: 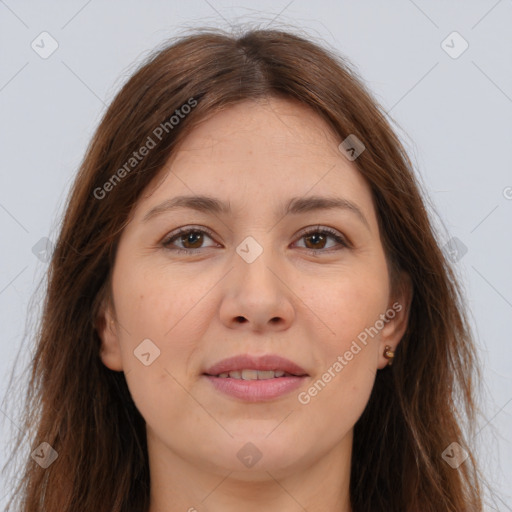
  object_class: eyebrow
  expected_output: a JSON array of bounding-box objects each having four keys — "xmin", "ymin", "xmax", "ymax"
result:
[{"xmin": 142, "ymin": 194, "xmax": 371, "ymax": 231}]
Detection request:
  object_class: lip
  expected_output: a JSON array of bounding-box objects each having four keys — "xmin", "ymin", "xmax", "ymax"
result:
[
  {"xmin": 203, "ymin": 354, "xmax": 309, "ymax": 403},
  {"xmin": 203, "ymin": 354, "xmax": 308, "ymax": 377},
  {"xmin": 204, "ymin": 374, "xmax": 307, "ymax": 402}
]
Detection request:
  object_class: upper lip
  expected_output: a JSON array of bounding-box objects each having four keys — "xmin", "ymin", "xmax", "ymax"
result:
[{"xmin": 204, "ymin": 354, "xmax": 308, "ymax": 376}]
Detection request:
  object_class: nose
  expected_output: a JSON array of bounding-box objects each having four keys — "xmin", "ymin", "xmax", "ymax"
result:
[{"xmin": 218, "ymin": 248, "xmax": 295, "ymax": 333}]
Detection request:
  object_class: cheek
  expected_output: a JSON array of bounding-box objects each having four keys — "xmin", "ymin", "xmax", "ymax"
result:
[
  {"xmin": 294, "ymin": 337, "xmax": 377, "ymax": 460},
  {"xmin": 112, "ymin": 264, "xmax": 210, "ymax": 396},
  {"xmin": 115, "ymin": 274, "xmax": 205, "ymax": 433},
  {"xmin": 114, "ymin": 261, "xmax": 207, "ymax": 340},
  {"xmin": 298, "ymin": 268, "xmax": 387, "ymax": 415},
  {"xmin": 317, "ymin": 270, "xmax": 389, "ymax": 348}
]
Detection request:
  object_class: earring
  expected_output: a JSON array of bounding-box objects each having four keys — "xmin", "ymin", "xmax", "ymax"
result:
[{"xmin": 383, "ymin": 345, "xmax": 395, "ymax": 366}]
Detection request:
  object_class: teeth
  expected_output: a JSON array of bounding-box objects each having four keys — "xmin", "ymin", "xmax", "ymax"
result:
[
  {"xmin": 241, "ymin": 369, "xmax": 259, "ymax": 380},
  {"xmin": 215, "ymin": 369, "xmax": 292, "ymax": 380},
  {"xmin": 253, "ymin": 370, "xmax": 275, "ymax": 380}
]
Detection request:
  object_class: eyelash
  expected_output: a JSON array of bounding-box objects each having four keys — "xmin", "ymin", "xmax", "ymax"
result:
[{"xmin": 161, "ymin": 225, "xmax": 350, "ymax": 255}]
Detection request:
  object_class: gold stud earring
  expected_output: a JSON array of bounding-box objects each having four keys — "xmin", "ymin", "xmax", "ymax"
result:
[{"xmin": 383, "ymin": 345, "xmax": 395, "ymax": 366}]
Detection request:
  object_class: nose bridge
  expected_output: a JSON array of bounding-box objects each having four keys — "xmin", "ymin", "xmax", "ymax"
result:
[
  {"xmin": 220, "ymin": 230, "xmax": 293, "ymax": 330},
  {"xmin": 234, "ymin": 231, "xmax": 280, "ymax": 292}
]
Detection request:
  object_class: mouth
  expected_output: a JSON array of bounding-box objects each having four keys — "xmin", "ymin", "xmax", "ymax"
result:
[
  {"xmin": 206, "ymin": 369, "xmax": 301, "ymax": 380},
  {"xmin": 202, "ymin": 354, "xmax": 309, "ymax": 402}
]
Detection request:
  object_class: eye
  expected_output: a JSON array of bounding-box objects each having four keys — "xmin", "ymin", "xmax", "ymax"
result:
[
  {"xmin": 161, "ymin": 225, "xmax": 350, "ymax": 254},
  {"xmin": 161, "ymin": 226, "xmax": 219, "ymax": 254},
  {"xmin": 293, "ymin": 225, "xmax": 350, "ymax": 253}
]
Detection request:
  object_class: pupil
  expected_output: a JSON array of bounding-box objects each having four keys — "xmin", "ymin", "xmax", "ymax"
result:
[
  {"xmin": 308, "ymin": 233, "xmax": 325, "ymax": 248},
  {"xmin": 183, "ymin": 232, "xmax": 202, "ymax": 248}
]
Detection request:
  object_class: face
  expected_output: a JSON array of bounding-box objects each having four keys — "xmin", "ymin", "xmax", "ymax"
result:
[{"xmin": 97, "ymin": 97, "xmax": 410, "ymax": 480}]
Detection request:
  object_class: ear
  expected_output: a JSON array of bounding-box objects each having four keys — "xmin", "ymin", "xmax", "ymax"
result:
[
  {"xmin": 95, "ymin": 298, "xmax": 124, "ymax": 372},
  {"xmin": 378, "ymin": 271, "xmax": 413, "ymax": 369}
]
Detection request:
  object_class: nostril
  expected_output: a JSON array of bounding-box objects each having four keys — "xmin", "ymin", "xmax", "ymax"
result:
[{"xmin": 235, "ymin": 316, "xmax": 246, "ymax": 323}]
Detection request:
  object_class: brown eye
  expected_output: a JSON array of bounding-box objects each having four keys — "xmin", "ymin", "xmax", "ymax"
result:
[
  {"xmin": 178, "ymin": 230, "xmax": 205, "ymax": 249},
  {"xmin": 162, "ymin": 227, "xmax": 217, "ymax": 253},
  {"xmin": 295, "ymin": 226, "xmax": 349, "ymax": 253},
  {"xmin": 303, "ymin": 232, "xmax": 328, "ymax": 250}
]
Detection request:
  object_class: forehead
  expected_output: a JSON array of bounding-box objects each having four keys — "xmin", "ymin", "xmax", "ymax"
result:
[
  {"xmin": 172, "ymin": 97, "xmax": 344, "ymax": 165},
  {"xmin": 134, "ymin": 97, "xmax": 377, "ymax": 228}
]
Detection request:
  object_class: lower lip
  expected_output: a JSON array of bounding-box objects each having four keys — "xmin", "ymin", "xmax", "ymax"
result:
[{"xmin": 204, "ymin": 375, "xmax": 307, "ymax": 402}]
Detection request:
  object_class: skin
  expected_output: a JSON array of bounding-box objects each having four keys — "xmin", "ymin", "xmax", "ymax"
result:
[{"xmin": 97, "ymin": 96, "xmax": 412, "ymax": 512}]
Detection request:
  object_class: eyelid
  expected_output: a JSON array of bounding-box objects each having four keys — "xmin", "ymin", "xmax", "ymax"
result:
[{"xmin": 296, "ymin": 225, "xmax": 349, "ymax": 245}]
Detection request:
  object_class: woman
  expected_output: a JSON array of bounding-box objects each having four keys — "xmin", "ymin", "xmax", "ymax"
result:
[{"xmin": 3, "ymin": 27, "xmax": 485, "ymax": 511}]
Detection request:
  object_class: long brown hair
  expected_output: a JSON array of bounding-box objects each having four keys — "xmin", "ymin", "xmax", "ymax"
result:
[{"xmin": 3, "ymin": 26, "xmax": 486, "ymax": 511}]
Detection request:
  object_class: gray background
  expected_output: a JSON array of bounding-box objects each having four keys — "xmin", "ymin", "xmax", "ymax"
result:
[{"xmin": 1, "ymin": 1, "xmax": 511, "ymax": 510}]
